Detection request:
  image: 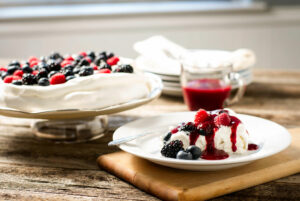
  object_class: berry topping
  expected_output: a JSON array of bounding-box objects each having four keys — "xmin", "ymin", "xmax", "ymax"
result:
[
  {"xmin": 49, "ymin": 52, "xmax": 63, "ymax": 60},
  {"xmin": 79, "ymin": 67, "xmax": 94, "ymax": 77},
  {"xmin": 8, "ymin": 60, "xmax": 20, "ymax": 67},
  {"xmin": 214, "ymin": 113, "xmax": 231, "ymax": 126},
  {"xmin": 106, "ymin": 56, "xmax": 119, "ymax": 66},
  {"xmin": 7, "ymin": 66, "xmax": 20, "ymax": 75},
  {"xmin": 47, "ymin": 60, "xmax": 61, "ymax": 72},
  {"xmin": 22, "ymin": 74, "xmax": 37, "ymax": 85},
  {"xmin": 0, "ymin": 67, "xmax": 7, "ymax": 72},
  {"xmin": 163, "ymin": 132, "xmax": 172, "ymax": 142},
  {"xmin": 32, "ymin": 70, "xmax": 39, "ymax": 75},
  {"xmin": 22, "ymin": 65, "xmax": 33, "ymax": 74},
  {"xmin": 194, "ymin": 109, "xmax": 209, "ymax": 126},
  {"xmin": 87, "ymin": 51, "xmax": 96, "ymax": 60},
  {"xmin": 50, "ymin": 73, "xmax": 66, "ymax": 85},
  {"xmin": 199, "ymin": 121, "xmax": 214, "ymax": 134},
  {"xmin": 98, "ymin": 62, "xmax": 112, "ymax": 70},
  {"xmin": 114, "ymin": 64, "xmax": 134, "ymax": 73},
  {"xmin": 78, "ymin": 58, "xmax": 90, "ymax": 66},
  {"xmin": 176, "ymin": 150, "xmax": 193, "ymax": 160},
  {"xmin": 38, "ymin": 78, "xmax": 50, "ymax": 86},
  {"xmin": 48, "ymin": 71, "xmax": 59, "ymax": 78},
  {"xmin": 161, "ymin": 140, "xmax": 183, "ymax": 158},
  {"xmin": 12, "ymin": 80, "xmax": 22, "ymax": 85},
  {"xmin": 180, "ymin": 122, "xmax": 197, "ymax": 132},
  {"xmin": 98, "ymin": 69, "xmax": 111, "ymax": 74},
  {"xmin": 66, "ymin": 75, "xmax": 76, "ymax": 81},
  {"xmin": 186, "ymin": 146, "xmax": 202, "ymax": 159},
  {"xmin": 13, "ymin": 70, "xmax": 23, "ymax": 77},
  {"xmin": 3, "ymin": 76, "xmax": 15, "ymax": 83},
  {"xmin": 79, "ymin": 51, "xmax": 87, "ymax": 57},
  {"xmin": 36, "ymin": 69, "xmax": 48, "ymax": 80}
]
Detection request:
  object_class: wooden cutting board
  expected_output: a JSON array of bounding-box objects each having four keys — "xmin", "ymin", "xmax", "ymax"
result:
[{"xmin": 97, "ymin": 128, "xmax": 300, "ymax": 201}]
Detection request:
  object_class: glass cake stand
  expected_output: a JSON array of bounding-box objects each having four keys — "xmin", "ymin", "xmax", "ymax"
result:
[{"xmin": 0, "ymin": 73, "xmax": 162, "ymax": 143}]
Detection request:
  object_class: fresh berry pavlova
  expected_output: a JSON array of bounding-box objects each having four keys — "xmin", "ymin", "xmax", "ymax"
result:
[
  {"xmin": 161, "ymin": 109, "xmax": 259, "ymax": 160},
  {"xmin": 0, "ymin": 51, "xmax": 151, "ymax": 112}
]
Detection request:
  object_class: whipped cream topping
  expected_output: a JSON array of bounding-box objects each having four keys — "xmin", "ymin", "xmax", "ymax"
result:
[{"xmin": 0, "ymin": 73, "xmax": 151, "ymax": 112}]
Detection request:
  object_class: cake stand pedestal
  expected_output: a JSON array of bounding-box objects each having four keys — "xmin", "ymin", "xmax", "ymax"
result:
[{"xmin": 31, "ymin": 116, "xmax": 108, "ymax": 143}]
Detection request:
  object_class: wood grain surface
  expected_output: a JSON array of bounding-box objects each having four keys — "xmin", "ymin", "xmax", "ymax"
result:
[{"xmin": 0, "ymin": 69, "xmax": 300, "ymax": 201}]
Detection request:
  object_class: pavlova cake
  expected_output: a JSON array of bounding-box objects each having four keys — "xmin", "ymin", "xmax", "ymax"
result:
[{"xmin": 0, "ymin": 51, "xmax": 151, "ymax": 112}]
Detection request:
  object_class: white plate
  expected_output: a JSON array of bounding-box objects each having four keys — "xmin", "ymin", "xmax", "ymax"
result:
[
  {"xmin": 114, "ymin": 112, "xmax": 291, "ymax": 171},
  {"xmin": 0, "ymin": 73, "xmax": 163, "ymax": 120}
]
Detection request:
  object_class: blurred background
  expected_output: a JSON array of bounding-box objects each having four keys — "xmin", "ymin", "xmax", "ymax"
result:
[{"xmin": 0, "ymin": 0, "xmax": 299, "ymax": 69}]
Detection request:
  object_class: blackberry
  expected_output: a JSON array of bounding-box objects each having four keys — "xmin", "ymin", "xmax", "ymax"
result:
[
  {"xmin": 78, "ymin": 58, "xmax": 90, "ymax": 67},
  {"xmin": 163, "ymin": 132, "xmax": 172, "ymax": 142},
  {"xmin": 8, "ymin": 60, "xmax": 20, "ymax": 67},
  {"xmin": 49, "ymin": 52, "xmax": 63, "ymax": 60},
  {"xmin": 22, "ymin": 65, "xmax": 33, "ymax": 74},
  {"xmin": 114, "ymin": 64, "xmax": 134, "ymax": 73},
  {"xmin": 161, "ymin": 140, "xmax": 183, "ymax": 158},
  {"xmin": 106, "ymin": 52, "xmax": 114, "ymax": 59},
  {"xmin": 36, "ymin": 69, "xmax": 48, "ymax": 80},
  {"xmin": 180, "ymin": 122, "xmax": 196, "ymax": 132},
  {"xmin": 12, "ymin": 80, "xmax": 22, "ymax": 86},
  {"xmin": 48, "ymin": 71, "xmax": 58, "ymax": 78},
  {"xmin": 38, "ymin": 77, "xmax": 50, "ymax": 86},
  {"xmin": 79, "ymin": 66, "xmax": 94, "ymax": 77},
  {"xmin": 22, "ymin": 74, "xmax": 37, "ymax": 85},
  {"xmin": 98, "ymin": 62, "xmax": 112, "ymax": 70},
  {"xmin": 66, "ymin": 75, "xmax": 76, "ymax": 81},
  {"xmin": 7, "ymin": 66, "xmax": 20, "ymax": 75},
  {"xmin": 87, "ymin": 51, "xmax": 96, "ymax": 60},
  {"xmin": 94, "ymin": 55, "xmax": 107, "ymax": 65},
  {"xmin": 47, "ymin": 60, "xmax": 61, "ymax": 72}
]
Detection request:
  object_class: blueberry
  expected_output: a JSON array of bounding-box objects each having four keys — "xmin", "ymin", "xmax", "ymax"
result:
[
  {"xmin": 47, "ymin": 60, "xmax": 61, "ymax": 71},
  {"xmin": 7, "ymin": 66, "xmax": 20, "ymax": 75},
  {"xmin": 98, "ymin": 62, "xmax": 112, "ymax": 70},
  {"xmin": 1, "ymin": 72, "xmax": 8, "ymax": 80},
  {"xmin": 64, "ymin": 65, "xmax": 74, "ymax": 71},
  {"xmin": 63, "ymin": 69, "xmax": 74, "ymax": 77},
  {"xmin": 8, "ymin": 60, "xmax": 20, "ymax": 67},
  {"xmin": 36, "ymin": 69, "xmax": 48, "ymax": 80},
  {"xmin": 22, "ymin": 74, "xmax": 37, "ymax": 85},
  {"xmin": 114, "ymin": 64, "xmax": 134, "ymax": 73},
  {"xmin": 163, "ymin": 132, "xmax": 172, "ymax": 142},
  {"xmin": 186, "ymin": 146, "xmax": 202, "ymax": 159},
  {"xmin": 79, "ymin": 66, "xmax": 93, "ymax": 77},
  {"xmin": 38, "ymin": 62, "xmax": 50, "ymax": 72},
  {"xmin": 38, "ymin": 77, "xmax": 50, "ymax": 86},
  {"xmin": 48, "ymin": 71, "xmax": 58, "ymax": 78},
  {"xmin": 22, "ymin": 65, "xmax": 33, "ymax": 74},
  {"xmin": 66, "ymin": 75, "xmax": 76, "ymax": 81},
  {"xmin": 176, "ymin": 150, "xmax": 193, "ymax": 160},
  {"xmin": 73, "ymin": 67, "xmax": 81, "ymax": 74},
  {"xmin": 98, "ymin": 51, "xmax": 107, "ymax": 59},
  {"xmin": 12, "ymin": 80, "xmax": 22, "ymax": 86}
]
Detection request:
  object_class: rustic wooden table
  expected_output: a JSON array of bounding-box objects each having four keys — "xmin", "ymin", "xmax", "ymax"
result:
[{"xmin": 0, "ymin": 69, "xmax": 299, "ymax": 201}]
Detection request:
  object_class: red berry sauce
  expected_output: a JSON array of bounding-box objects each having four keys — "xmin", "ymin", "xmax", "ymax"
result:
[{"xmin": 248, "ymin": 143, "xmax": 259, "ymax": 151}]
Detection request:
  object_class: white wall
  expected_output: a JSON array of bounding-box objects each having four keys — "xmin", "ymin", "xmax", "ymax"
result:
[{"xmin": 0, "ymin": 6, "xmax": 300, "ymax": 69}]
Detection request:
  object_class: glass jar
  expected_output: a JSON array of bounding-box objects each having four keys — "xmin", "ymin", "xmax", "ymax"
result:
[{"xmin": 180, "ymin": 63, "xmax": 245, "ymax": 111}]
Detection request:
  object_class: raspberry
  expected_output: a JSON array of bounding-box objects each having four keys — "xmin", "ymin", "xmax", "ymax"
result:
[
  {"xmin": 106, "ymin": 56, "xmax": 119, "ymax": 66},
  {"xmin": 65, "ymin": 56, "xmax": 74, "ymax": 61},
  {"xmin": 32, "ymin": 70, "xmax": 39, "ymax": 75},
  {"xmin": 4, "ymin": 75, "xmax": 21, "ymax": 83},
  {"xmin": 50, "ymin": 73, "xmax": 66, "ymax": 85},
  {"xmin": 0, "ymin": 67, "xmax": 7, "ymax": 72},
  {"xmin": 13, "ymin": 70, "xmax": 23, "ymax": 77},
  {"xmin": 28, "ymin": 56, "xmax": 38, "ymax": 63},
  {"xmin": 85, "ymin": 57, "xmax": 92, "ymax": 63},
  {"xmin": 194, "ymin": 109, "xmax": 209, "ymax": 126},
  {"xmin": 79, "ymin": 52, "xmax": 87, "ymax": 57},
  {"xmin": 61, "ymin": 60, "xmax": 72, "ymax": 67},
  {"xmin": 98, "ymin": 69, "xmax": 111, "ymax": 74},
  {"xmin": 214, "ymin": 113, "xmax": 231, "ymax": 126},
  {"xmin": 92, "ymin": 65, "xmax": 98, "ymax": 70},
  {"xmin": 30, "ymin": 60, "xmax": 39, "ymax": 68},
  {"xmin": 161, "ymin": 140, "xmax": 183, "ymax": 158}
]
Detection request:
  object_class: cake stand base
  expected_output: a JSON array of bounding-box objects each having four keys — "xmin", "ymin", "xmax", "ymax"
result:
[{"xmin": 31, "ymin": 116, "xmax": 108, "ymax": 143}]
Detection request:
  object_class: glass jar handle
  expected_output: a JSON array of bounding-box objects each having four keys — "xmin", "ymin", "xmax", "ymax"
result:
[{"xmin": 225, "ymin": 72, "xmax": 245, "ymax": 106}]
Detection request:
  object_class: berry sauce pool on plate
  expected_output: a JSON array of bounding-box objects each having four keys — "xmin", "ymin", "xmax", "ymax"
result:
[{"xmin": 182, "ymin": 79, "xmax": 231, "ymax": 111}]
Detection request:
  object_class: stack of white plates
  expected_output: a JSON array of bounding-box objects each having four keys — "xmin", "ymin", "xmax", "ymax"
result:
[{"xmin": 135, "ymin": 50, "xmax": 253, "ymax": 97}]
